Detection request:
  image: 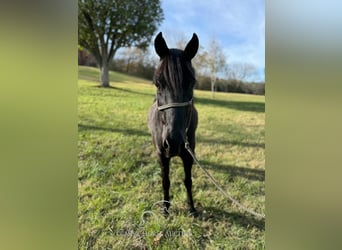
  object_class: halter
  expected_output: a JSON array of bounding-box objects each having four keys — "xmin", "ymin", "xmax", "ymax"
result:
[
  {"xmin": 157, "ymin": 97, "xmax": 193, "ymax": 135},
  {"xmin": 157, "ymin": 98, "xmax": 193, "ymax": 111}
]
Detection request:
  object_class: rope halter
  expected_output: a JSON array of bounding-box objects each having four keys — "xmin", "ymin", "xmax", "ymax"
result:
[{"xmin": 157, "ymin": 98, "xmax": 193, "ymax": 111}]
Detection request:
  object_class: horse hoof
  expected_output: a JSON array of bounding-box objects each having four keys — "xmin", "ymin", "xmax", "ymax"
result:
[
  {"xmin": 162, "ymin": 207, "xmax": 169, "ymax": 217},
  {"xmin": 188, "ymin": 208, "xmax": 199, "ymax": 217}
]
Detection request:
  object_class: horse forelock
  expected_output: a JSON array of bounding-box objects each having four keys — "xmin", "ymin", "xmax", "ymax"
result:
[{"xmin": 155, "ymin": 50, "xmax": 194, "ymax": 96}]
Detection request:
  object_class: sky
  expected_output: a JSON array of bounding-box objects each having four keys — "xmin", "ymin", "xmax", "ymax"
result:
[{"xmin": 158, "ymin": 0, "xmax": 265, "ymax": 82}]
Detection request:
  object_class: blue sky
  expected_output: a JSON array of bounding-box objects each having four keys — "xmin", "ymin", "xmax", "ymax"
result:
[{"xmin": 158, "ymin": 0, "xmax": 265, "ymax": 82}]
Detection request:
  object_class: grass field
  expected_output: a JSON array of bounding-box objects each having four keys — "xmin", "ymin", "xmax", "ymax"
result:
[{"xmin": 78, "ymin": 66, "xmax": 265, "ymax": 249}]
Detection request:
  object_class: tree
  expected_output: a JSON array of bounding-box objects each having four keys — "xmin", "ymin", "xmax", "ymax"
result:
[
  {"xmin": 113, "ymin": 47, "xmax": 156, "ymax": 79},
  {"xmin": 226, "ymin": 62, "xmax": 257, "ymax": 82},
  {"xmin": 118, "ymin": 47, "xmax": 144, "ymax": 73},
  {"xmin": 78, "ymin": 0, "xmax": 163, "ymax": 87},
  {"xmin": 207, "ymin": 38, "xmax": 227, "ymax": 98},
  {"xmin": 192, "ymin": 45, "xmax": 209, "ymax": 76}
]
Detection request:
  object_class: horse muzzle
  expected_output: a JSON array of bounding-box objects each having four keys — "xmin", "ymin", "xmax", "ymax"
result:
[{"xmin": 163, "ymin": 133, "xmax": 184, "ymax": 157}]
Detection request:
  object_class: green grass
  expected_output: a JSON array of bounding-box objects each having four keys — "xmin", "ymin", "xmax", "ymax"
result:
[{"xmin": 78, "ymin": 66, "xmax": 265, "ymax": 249}]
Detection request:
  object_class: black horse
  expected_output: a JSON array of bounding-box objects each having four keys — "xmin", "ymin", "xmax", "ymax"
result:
[{"xmin": 148, "ymin": 32, "xmax": 199, "ymax": 216}]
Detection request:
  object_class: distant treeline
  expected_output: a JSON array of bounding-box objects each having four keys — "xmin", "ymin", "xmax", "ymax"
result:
[
  {"xmin": 79, "ymin": 50, "xmax": 265, "ymax": 96},
  {"xmin": 109, "ymin": 59, "xmax": 265, "ymax": 96},
  {"xmin": 109, "ymin": 58, "xmax": 155, "ymax": 82},
  {"xmin": 196, "ymin": 76, "xmax": 265, "ymax": 95}
]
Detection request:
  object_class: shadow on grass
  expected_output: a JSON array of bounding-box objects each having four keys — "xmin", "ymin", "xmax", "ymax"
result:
[
  {"xmin": 78, "ymin": 123, "xmax": 150, "ymax": 137},
  {"xmin": 199, "ymin": 160, "xmax": 265, "ymax": 182},
  {"xmin": 79, "ymin": 68, "xmax": 152, "ymax": 84},
  {"xmin": 91, "ymin": 85, "xmax": 155, "ymax": 98},
  {"xmin": 78, "ymin": 75, "xmax": 99, "ymax": 83},
  {"xmin": 198, "ymin": 206, "xmax": 265, "ymax": 231},
  {"xmin": 195, "ymin": 96, "xmax": 265, "ymax": 113},
  {"xmin": 198, "ymin": 137, "xmax": 265, "ymax": 149}
]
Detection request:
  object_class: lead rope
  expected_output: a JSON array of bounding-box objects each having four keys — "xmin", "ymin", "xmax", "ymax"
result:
[{"xmin": 184, "ymin": 138, "xmax": 265, "ymax": 219}]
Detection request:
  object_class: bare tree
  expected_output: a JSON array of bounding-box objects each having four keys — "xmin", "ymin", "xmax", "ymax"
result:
[
  {"xmin": 168, "ymin": 31, "xmax": 188, "ymax": 49},
  {"xmin": 118, "ymin": 47, "xmax": 144, "ymax": 73},
  {"xmin": 207, "ymin": 38, "xmax": 227, "ymax": 98},
  {"xmin": 192, "ymin": 45, "xmax": 209, "ymax": 76},
  {"xmin": 226, "ymin": 62, "xmax": 257, "ymax": 82},
  {"xmin": 113, "ymin": 46, "xmax": 157, "ymax": 79}
]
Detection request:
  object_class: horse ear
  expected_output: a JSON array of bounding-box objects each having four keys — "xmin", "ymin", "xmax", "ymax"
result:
[
  {"xmin": 154, "ymin": 32, "xmax": 169, "ymax": 59},
  {"xmin": 184, "ymin": 33, "xmax": 199, "ymax": 60}
]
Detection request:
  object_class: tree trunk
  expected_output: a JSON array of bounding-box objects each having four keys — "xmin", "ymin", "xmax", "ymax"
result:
[
  {"xmin": 211, "ymin": 80, "xmax": 215, "ymax": 98},
  {"xmin": 100, "ymin": 63, "xmax": 110, "ymax": 87}
]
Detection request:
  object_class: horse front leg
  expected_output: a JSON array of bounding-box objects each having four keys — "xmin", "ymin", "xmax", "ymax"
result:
[
  {"xmin": 181, "ymin": 151, "xmax": 198, "ymax": 216},
  {"xmin": 158, "ymin": 153, "xmax": 170, "ymax": 215}
]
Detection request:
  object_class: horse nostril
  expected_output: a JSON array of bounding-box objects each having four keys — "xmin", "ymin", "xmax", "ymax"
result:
[{"xmin": 163, "ymin": 139, "xmax": 170, "ymax": 149}]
